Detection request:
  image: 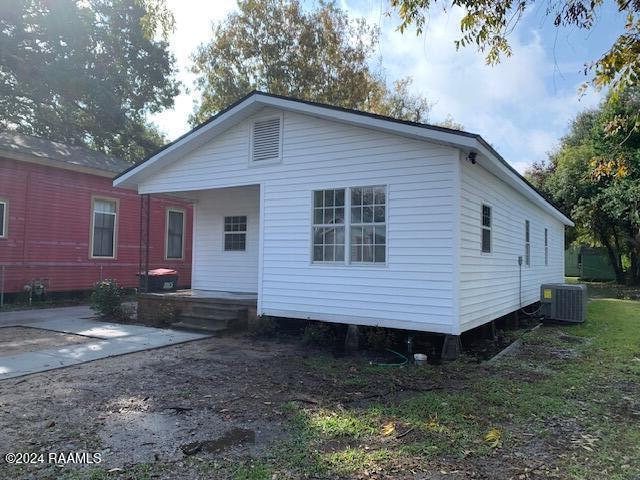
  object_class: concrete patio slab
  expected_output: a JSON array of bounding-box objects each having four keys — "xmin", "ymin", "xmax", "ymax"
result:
[{"xmin": 0, "ymin": 306, "xmax": 210, "ymax": 380}]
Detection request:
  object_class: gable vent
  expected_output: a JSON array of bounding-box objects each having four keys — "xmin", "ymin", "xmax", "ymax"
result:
[{"xmin": 252, "ymin": 117, "xmax": 281, "ymax": 162}]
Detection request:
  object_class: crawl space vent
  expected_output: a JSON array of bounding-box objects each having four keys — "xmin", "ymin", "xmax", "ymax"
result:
[{"xmin": 252, "ymin": 117, "xmax": 281, "ymax": 162}]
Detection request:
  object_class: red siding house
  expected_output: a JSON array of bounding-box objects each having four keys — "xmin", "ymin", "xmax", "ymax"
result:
[{"xmin": 0, "ymin": 133, "xmax": 192, "ymax": 296}]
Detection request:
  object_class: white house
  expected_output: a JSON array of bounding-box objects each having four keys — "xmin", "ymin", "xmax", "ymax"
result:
[{"xmin": 115, "ymin": 91, "xmax": 573, "ymax": 336}]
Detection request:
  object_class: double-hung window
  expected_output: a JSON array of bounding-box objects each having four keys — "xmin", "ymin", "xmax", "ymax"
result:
[
  {"xmin": 350, "ymin": 186, "xmax": 386, "ymax": 263},
  {"xmin": 166, "ymin": 209, "xmax": 185, "ymax": 259},
  {"xmin": 92, "ymin": 198, "xmax": 117, "ymax": 258},
  {"xmin": 312, "ymin": 189, "xmax": 345, "ymax": 262},
  {"xmin": 224, "ymin": 216, "xmax": 247, "ymax": 251},
  {"xmin": 524, "ymin": 220, "xmax": 531, "ymax": 266},
  {"xmin": 544, "ymin": 228, "xmax": 549, "ymax": 266},
  {"xmin": 312, "ymin": 186, "xmax": 386, "ymax": 264},
  {"xmin": 481, "ymin": 204, "xmax": 492, "ymax": 253},
  {"xmin": 0, "ymin": 199, "xmax": 6, "ymax": 238}
]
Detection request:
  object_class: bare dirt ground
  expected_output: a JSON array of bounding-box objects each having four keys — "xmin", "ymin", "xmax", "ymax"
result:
[
  {"xmin": 0, "ymin": 327, "xmax": 92, "ymax": 355},
  {"xmin": 0, "ymin": 301, "xmax": 638, "ymax": 480}
]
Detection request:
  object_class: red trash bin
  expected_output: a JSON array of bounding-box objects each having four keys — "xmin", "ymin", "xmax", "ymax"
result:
[{"xmin": 137, "ymin": 268, "xmax": 178, "ymax": 292}]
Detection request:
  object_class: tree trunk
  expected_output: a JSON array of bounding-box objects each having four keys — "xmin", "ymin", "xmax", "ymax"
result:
[{"xmin": 601, "ymin": 234, "xmax": 625, "ymax": 284}]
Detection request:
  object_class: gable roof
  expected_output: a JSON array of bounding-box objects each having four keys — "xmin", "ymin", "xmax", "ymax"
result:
[
  {"xmin": 114, "ymin": 91, "xmax": 573, "ymax": 226},
  {"xmin": 0, "ymin": 132, "xmax": 131, "ymax": 177}
]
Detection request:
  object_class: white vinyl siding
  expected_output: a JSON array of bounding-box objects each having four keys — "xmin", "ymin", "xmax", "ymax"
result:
[
  {"xmin": 191, "ymin": 186, "xmax": 259, "ymax": 293},
  {"xmin": 139, "ymin": 108, "xmax": 459, "ymax": 333},
  {"xmin": 459, "ymin": 156, "xmax": 565, "ymax": 332}
]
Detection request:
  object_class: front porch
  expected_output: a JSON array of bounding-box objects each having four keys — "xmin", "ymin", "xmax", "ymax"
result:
[{"xmin": 137, "ymin": 289, "xmax": 258, "ymax": 332}]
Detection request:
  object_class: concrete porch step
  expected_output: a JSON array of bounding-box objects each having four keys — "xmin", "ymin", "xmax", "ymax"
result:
[{"xmin": 171, "ymin": 320, "xmax": 228, "ymax": 333}]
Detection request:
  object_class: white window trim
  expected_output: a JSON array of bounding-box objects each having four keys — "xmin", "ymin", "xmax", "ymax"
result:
[
  {"xmin": 524, "ymin": 220, "xmax": 531, "ymax": 267},
  {"xmin": 311, "ymin": 188, "xmax": 346, "ymax": 264},
  {"xmin": 481, "ymin": 203, "xmax": 492, "ymax": 255},
  {"xmin": 248, "ymin": 112, "xmax": 284, "ymax": 166},
  {"xmin": 165, "ymin": 207, "xmax": 186, "ymax": 260},
  {"xmin": 89, "ymin": 196, "xmax": 118, "ymax": 259},
  {"xmin": 310, "ymin": 185, "xmax": 388, "ymax": 267},
  {"xmin": 544, "ymin": 227, "xmax": 549, "ymax": 266},
  {"xmin": 223, "ymin": 215, "xmax": 248, "ymax": 252},
  {"xmin": 0, "ymin": 199, "xmax": 7, "ymax": 239}
]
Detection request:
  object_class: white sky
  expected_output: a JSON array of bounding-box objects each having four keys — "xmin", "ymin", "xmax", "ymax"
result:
[{"xmin": 150, "ymin": 0, "xmax": 609, "ymax": 173}]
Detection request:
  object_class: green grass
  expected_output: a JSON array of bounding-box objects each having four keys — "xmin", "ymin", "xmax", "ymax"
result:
[{"xmin": 264, "ymin": 298, "xmax": 640, "ymax": 478}]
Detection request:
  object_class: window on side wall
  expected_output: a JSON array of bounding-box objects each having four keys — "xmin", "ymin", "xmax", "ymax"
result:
[
  {"xmin": 224, "ymin": 216, "xmax": 247, "ymax": 251},
  {"xmin": 481, "ymin": 204, "xmax": 492, "ymax": 253},
  {"xmin": 350, "ymin": 186, "xmax": 386, "ymax": 263},
  {"xmin": 312, "ymin": 189, "xmax": 345, "ymax": 262},
  {"xmin": 525, "ymin": 220, "xmax": 531, "ymax": 266},
  {"xmin": 0, "ymin": 199, "xmax": 6, "ymax": 238},
  {"xmin": 166, "ymin": 209, "xmax": 185, "ymax": 259},
  {"xmin": 544, "ymin": 228, "xmax": 549, "ymax": 266},
  {"xmin": 91, "ymin": 198, "xmax": 117, "ymax": 258}
]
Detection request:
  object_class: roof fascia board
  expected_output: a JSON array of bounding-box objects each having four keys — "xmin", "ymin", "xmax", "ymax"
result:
[{"xmin": 0, "ymin": 149, "xmax": 116, "ymax": 178}]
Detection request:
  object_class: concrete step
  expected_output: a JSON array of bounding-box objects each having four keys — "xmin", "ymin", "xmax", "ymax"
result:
[
  {"xmin": 190, "ymin": 304, "xmax": 248, "ymax": 317},
  {"xmin": 171, "ymin": 321, "xmax": 228, "ymax": 333},
  {"xmin": 179, "ymin": 311, "xmax": 239, "ymax": 322}
]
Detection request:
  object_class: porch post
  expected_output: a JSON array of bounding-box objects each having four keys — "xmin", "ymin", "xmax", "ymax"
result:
[{"xmin": 139, "ymin": 194, "xmax": 151, "ymax": 293}]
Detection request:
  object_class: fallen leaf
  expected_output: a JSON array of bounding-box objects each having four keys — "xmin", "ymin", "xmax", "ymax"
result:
[
  {"xmin": 484, "ymin": 427, "xmax": 502, "ymax": 448},
  {"xmin": 381, "ymin": 421, "xmax": 396, "ymax": 436}
]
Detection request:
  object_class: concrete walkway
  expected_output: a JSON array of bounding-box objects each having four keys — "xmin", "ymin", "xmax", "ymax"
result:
[{"xmin": 0, "ymin": 306, "xmax": 210, "ymax": 380}]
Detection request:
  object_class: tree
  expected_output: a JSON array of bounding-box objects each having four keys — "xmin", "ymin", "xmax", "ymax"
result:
[
  {"xmin": 526, "ymin": 90, "xmax": 640, "ymax": 284},
  {"xmin": 191, "ymin": 0, "xmax": 431, "ymax": 125},
  {"xmin": 389, "ymin": 0, "xmax": 640, "ymax": 99},
  {"xmin": 0, "ymin": 0, "xmax": 179, "ymax": 162}
]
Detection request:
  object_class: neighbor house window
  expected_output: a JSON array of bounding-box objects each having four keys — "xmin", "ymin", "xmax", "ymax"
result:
[
  {"xmin": 224, "ymin": 216, "xmax": 247, "ymax": 251},
  {"xmin": 481, "ymin": 204, "xmax": 492, "ymax": 253},
  {"xmin": 166, "ymin": 209, "xmax": 185, "ymax": 259},
  {"xmin": 0, "ymin": 199, "xmax": 6, "ymax": 238},
  {"xmin": 91, "ymin": 198, "xmax": 117, "ymax": 258},
  {"xmin": 350, "ymin": 186, "xmax": 386, "ymax": 263},
  {"xmin": 525, "ymin": 220, "xmax": 531, "ymax": 266},
  {"xmin": 312, "ymin": 189, "xmax": 345, "ymax": 262},
  {"xmin": 544, "ymin": 228, "xmax": 549, "ymax": 266}
]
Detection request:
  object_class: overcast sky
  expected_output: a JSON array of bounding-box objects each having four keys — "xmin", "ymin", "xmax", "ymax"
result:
[{"xmin": 150, "ymin": 0, "xmax": 625, "ymax": 173}]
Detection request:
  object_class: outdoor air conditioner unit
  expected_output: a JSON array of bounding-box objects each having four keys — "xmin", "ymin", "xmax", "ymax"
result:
[{"xmin": 540, "ymin": 283, "xmax": 588, "ymax": 323}]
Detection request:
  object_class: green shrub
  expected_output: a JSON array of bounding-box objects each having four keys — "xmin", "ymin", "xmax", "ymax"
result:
[
  {"xmin": 303, "ymin": 321, "xmax": 337, "ymax": 346},
  {"xmin": 249, "ymin": 315, "xmax": 278, "ymax": 337},
  {"xmin": 364, "ymin": 327, "xmax": 400, "ymax": 351},
  {"xmin": 90, "ymin": 279, "xmax": 124, "ymax": 318}
]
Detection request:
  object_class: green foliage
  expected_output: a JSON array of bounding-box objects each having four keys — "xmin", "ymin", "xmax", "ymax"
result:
[
  {"xmin": 363, "ymin": 326, "xmax": 400, "ymax": 351},
  {"xmin": 389, "ymin": 0, "xmax": 640, "ymax": 97},
  {"xmin": 303, "ymin": 321, "xmax": 338, "ymax": 346},
  {"xmin": 90, "ymin": 279, "xmax": 124, "ymax": 318},
  {"xmin": 248, "ymin": 315, "xmax": 278, "ymax": 337},
  {"xmin": 191, "ymin": 0, "xmax": 431, "ymax": 124},
  {"xmin": 526, "ymin": 88, "xmax": 640, "ymax": 284},
  {"xmin": 0, "ymin": 0, "xmax": 178, "ymax": 162}
]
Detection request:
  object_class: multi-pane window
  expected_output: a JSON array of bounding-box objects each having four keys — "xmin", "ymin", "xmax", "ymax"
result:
[
  {"xmin": 0, "ymin": 200, "xmax": 6, "ymax": 238},
  {"xmin": 350, "ymin": 186, "xmax": 386, "ymax": 263},
  {"xmin": 525, "ymin": 220, "xmax": 531, "ymax": 266},
  {"xmin": 481, "ymin": 204, "xmax": 492, "ymax": 253},
  {"xmin": 544, "ymin": 228, "xmax": 549, "ymax": 266},
  {"xmin": 166, "ymin": 209, "xmax": 185, "ymax": 259},
  {"xmin": 312, "ymin": 189, "xmax": 345, "ymax": 262},
  {"xmin": 92, "ymin": 198, "xmax": 117, "ymax": 257},
  {"xmin": 224, "ymin": 216, "xmax": 247, "ymax": 251}
]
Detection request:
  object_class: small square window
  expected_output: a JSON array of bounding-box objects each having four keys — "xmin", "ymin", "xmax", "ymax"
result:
[{"xmin": 224, "ymin": 216, "xmax": 247, "ymax": 251}]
